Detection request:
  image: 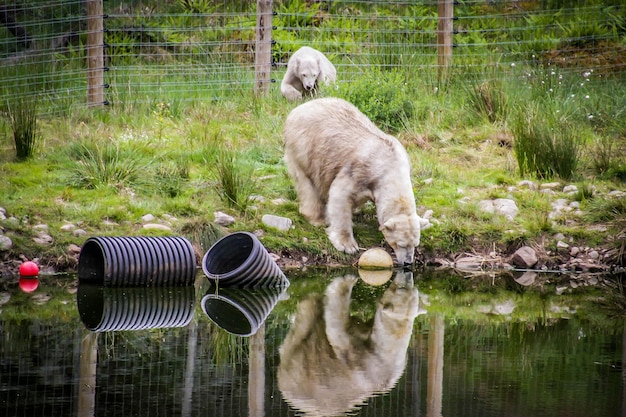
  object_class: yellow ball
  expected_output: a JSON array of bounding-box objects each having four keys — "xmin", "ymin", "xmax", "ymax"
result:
[{"xmin": 358, "ymin": 248, "xmax": 393, "ymax": 269}]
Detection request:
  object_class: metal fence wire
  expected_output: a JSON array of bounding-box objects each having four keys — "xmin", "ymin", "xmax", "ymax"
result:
[{"xmin": 1, "ymin": 0, "xmax": 624, "ymax": 114}]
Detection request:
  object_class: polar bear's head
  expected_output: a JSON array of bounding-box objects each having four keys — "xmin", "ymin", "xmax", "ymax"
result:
[
  {"xmin": 380, "ymin": 213, "xmax": 422, "ymax": 265},
  {"xmin": 295, "ymin": 56, "xmax": 321, "ymax": 92}
]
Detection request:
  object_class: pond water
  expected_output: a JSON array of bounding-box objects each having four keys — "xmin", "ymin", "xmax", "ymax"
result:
[{"xmin": 1, "ymin": 268, "xmax": 624, "ymax": 417}]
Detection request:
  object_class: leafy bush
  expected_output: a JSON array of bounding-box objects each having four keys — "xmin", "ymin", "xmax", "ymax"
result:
[{"xmin": 338, "ymin": 69, "xmax": 413, "ymax": 131}]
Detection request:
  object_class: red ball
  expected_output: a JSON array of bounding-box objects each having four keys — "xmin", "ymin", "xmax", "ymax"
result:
[
  {"xmin": 19, "ymin": 277, "xmax": 39, "ymax": 293},
  {"xmin": 19, "ymin": 261, "xmax": 40, "ymax": 277}
]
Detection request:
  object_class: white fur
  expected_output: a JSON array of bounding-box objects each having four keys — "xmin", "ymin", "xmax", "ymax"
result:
[
  {"xmin": 278, "ymin": 271, "xmax": 424, "ymax": 416},
  {"xmin": 281, "ymin": 46, "xmax": 337, "ymax": 101},
  {"xmin": 283, "ymin": 97, "xmax": 422, "ymax": 264}
]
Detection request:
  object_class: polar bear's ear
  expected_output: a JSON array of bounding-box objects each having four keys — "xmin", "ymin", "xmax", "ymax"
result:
[
  {"xmin": 382, "ymin": 218, "xmax": 397, "ymax": 232},
  {"xmin": 292, "ymin": 57, "xmax": 300, "ymax": 73}
]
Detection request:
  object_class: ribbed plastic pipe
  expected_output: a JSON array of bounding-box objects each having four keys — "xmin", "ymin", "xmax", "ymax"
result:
[
  {"xmin": 202, "ymin": 232, "xmax": 289, "ymax": 288},
  {"xmin": 201, "ymin": 287, "xmax": 286, "ymax": 336},
  {"xmin": 77, "ymin": 236, "xmax": 197, "ymax": 286},
  {"xmin": 76, "ymin": 284, "xmax": 195, "ymax": 332}
]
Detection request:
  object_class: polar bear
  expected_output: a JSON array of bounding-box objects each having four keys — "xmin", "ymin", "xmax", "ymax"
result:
[
  {"xmin": 283, "ymin": 97, "xmax": 423, "ymax": 265},
  {"xmin": 281, "ymin": 46, "xmax": 337, "ymax": 101},
  {"xmin": 278, "ymin": 271, "xmax": 424, "ymax": 416}
]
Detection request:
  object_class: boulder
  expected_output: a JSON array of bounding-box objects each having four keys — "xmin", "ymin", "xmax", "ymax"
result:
[{"xmin": 511, "ymin": 246, "xmax": 538, "ymax": 268}]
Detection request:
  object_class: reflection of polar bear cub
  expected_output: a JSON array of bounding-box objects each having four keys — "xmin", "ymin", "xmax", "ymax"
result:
[
  {"xmin": 283, "ymin": 97, "xmax": 423, "ymax": 264},
  {"xmin": 278, "ymin": 272, "xmax": 423, "ymax": 416},
  {"xmin": 281, "ymin": 46, "xmax": 337, "ymax": 101}
]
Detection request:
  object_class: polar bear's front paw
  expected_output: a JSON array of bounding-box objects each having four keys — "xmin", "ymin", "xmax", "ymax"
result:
[{"xmin": 327, "ymin": 228, "xmax": 359, "ymax": 254}]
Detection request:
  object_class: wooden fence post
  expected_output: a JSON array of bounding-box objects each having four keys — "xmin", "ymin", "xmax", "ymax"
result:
[
  {"xmin": 437, "ymin": 0, "xmax": 453, "ymax": 81},
  {"xmin": 86, "ymin": 0, "xmax": 104, "ymax": 106},
  {"xmin": 254, "ymin": 0, "xmax": 273, "ymax": 96}
]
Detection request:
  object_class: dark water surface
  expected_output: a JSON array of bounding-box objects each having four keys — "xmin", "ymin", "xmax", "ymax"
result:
[{"xmin": 0, "ymin": 268, "xmax": 624, "ymax": 417}]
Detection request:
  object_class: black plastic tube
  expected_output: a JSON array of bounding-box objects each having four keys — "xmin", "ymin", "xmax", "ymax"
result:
[
  {"xmin": 77, "ymin": 236, "xmax": 197, "ymax": 286},
  {"xmin": 202, "ymin": 232, "xmax": 289, "ymax": 288}
]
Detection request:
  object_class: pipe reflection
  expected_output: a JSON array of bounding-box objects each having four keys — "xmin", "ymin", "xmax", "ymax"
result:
[
  {"xmin": 201, "ymin": 287, "xmax": 287, "ymax": 337},
  {"xmin": 76, "ymin": 283, "xmax": 195, "ymax": 332},
  {"xmin": 278, "ymin": 270, "xmax": 426, "ymax": 416}
]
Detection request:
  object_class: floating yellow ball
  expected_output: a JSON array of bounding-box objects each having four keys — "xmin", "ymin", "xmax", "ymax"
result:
[{"xmin": 358, "ymin": 248, "xmax": 393, "ymax": 269}]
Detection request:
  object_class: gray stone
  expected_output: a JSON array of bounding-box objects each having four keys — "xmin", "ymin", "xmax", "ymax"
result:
[
  {"xmin": 0, "ymin": 235, "xmax": 13, "ymax": 251},
  {"xmin": 214, "ymin": 211, "xmax": 235, "ymax": 227},
  {"xmin": 563, "ymin": 185, "xmax": 578, "ymax": 193},
  {"xmin": 60, "ymin": 223, "xmax": 76, "ymax": 232},
  {"xmin": 73, "ymin": 228, "xmax": 87, "ymax": 237},
  {"xmin": 511, "ymin": 246, "xmax": 538, "ymax": 268},
  {"xmin": 262, "ymin": 214, "xmax": 293, "ymax": 232},
  {"xmin": 142, "ymin": 214, "xmax": 156, "ymax": 223},
  {"xmin": 493, "ymin": 198, "xmax": 519, "ymax": 219},
  {"xmin": 143, "ymin": 223, "xmax": 172, "ymax": 232},
  {"xmin": 556, "ymin": 241, "xmax": 569, "ymax": 249}
]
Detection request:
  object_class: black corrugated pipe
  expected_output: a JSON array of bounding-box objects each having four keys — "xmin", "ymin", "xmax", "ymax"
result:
[
  {"xmin": 77, "ymin": 236, "xmax": 197, "ymax": 286},
  {"xmin": 201, "ymin": 287, "xmax": 286, "ymax": 336},
  {"xmin": 202, "ymin": 232, "xmax": 289, "ymax": 288},
  {"xmin": 77, "ymin": 284, "xmax": 195, "ymax": 332}
]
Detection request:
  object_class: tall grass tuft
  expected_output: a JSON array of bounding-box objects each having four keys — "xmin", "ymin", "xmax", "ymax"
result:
[
  {"xmin": 8, "ymin": 96, "xmax": 39, "ymax": 161},
  {"xmin": 212, "ymin": 148, "xmax": 256, "ymax": 213},
  {"xmin": 465, "ymin": 78, "xmax": 507, "ymax": 124},
  {"xmin": 66, "ymin": 141, "xmax": 151, "ymax": 190},
  {"xmin": 511, "ymin": 105, "xmax": 580, "ymax": 180}
]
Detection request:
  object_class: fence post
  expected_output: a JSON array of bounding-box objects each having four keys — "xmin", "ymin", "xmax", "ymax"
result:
[
  {"xmin": 437, "ymin": 0, "xmax": 453, "ymax": 81},
  {"xmin": 86, "ymin": 0, "xmax": 104, "ymax": 106},
  {"xmin": 254, "ymin": 0, "xmax": 273, "ymax": 96}
]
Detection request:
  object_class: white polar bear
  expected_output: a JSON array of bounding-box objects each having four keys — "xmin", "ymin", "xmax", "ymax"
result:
[
  {"xmin": 283, "ymin": 97, "xmax": 423, "ymax": 265},
  {"xmin": 278, "ymin": 271, "xmax": 424, "ymax": 416},
  {"xmin": 280, "ymin": 46, "xmax": 337, "ymax": 101}
]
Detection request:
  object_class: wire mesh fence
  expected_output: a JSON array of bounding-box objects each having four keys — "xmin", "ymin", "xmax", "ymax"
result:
[{"xmin": 0, "ymin": 0, "xmax": 624, "ymax": 115}]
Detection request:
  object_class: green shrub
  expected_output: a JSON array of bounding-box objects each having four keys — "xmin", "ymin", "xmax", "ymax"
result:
[{"xmin": 337, "ymin": 69, "xmax": 414, "ymax": 132}]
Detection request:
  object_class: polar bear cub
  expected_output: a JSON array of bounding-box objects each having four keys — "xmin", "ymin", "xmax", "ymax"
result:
[
  {"xmin": 283, "ymin": 97, "xmax": 423, "ymax": 264},
  {"xmin": 281, "ymin": 46, "xmax": 337, "ymax": 101}
]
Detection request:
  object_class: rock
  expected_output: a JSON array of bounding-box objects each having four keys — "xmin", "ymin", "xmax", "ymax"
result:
[
  {"xmin": 73, "ymin": 229, "xmax": 87, "ymax": 237},
  {"xmin": 511, "ymin": 246, "xmax": 538, "ymax": 268},
  {"xmin": 478, "ymin": 199, "xmax": 518, "ymax": 219},
  {"xmin": 358, "ymin": 248, "xmax": 393, "ymax": 269},
  {"xmin": 142, "ymin": 223, "xmax": 172, "ymax": 232},
  {"xmin": 517, "ymin": 180, "xmax": 537, "ymax": 190},
  {"xmin": 541, "ymin": 182, "xmax": 561, "ymax": 190},
  {"xmin": 142, "ymin": 214, "xmax": 156, "ymax": 222},
  {"xmin": 588, "ymin": 250, "xmax": 599, "ymax": 260},
  {"xmin": 33, "ymin": 233, "xmax": 53, "ymax": 245},
  {"xmin": 478, "ymin": 199, "xmax": 495, "ymax": 213},
  {"xmin": 60, "ymin": 223, "xmax": 76, "ymax": 232},
  {"xmin": 493, "ymin": 198, "xmax": 518, "ymax": 219},
  {"xmin": 570, "ymin": 247, "xmax": 580, "ymax": 256},
  {"xmin": 262, "ymin": 214, "xmax": 293, "ymax": 231},
  {"xmin": 68, "ymin": 244, "xmax": 82, "ymax": 257},
  {"xmin": 556, "ymin": 241, "xmax": 569, "ymax": 249},
  {"xmin": 214, "ymin": 211, "xmax": 235, "ymax": 227},
  {"xmin": 563, "ymin": 185, "xmax": 578, "ymax": 194},
  {"xmin": 0, "ymin": 235, "xmax": 13, "ymax": 251}
]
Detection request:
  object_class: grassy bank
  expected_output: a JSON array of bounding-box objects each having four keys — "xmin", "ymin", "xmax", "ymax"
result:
[{"xmin": 0, "ymin": 64, "xmax": 625, "ymax": 274}]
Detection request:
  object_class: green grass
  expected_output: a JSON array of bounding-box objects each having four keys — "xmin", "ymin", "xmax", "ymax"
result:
[{"xmin": 0, "ymin": 61, "xmax": 625, "ymax": 268}]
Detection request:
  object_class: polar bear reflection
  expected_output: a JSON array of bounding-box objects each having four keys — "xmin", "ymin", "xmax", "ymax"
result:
[{"xmin": 278, "ymin": 270, "xmax": 425, "ymax": 417}]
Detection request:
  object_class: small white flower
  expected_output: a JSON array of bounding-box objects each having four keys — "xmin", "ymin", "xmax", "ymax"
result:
[
  {"xmin": 588, "ymin": 114, "xmax": 594, "ymax": 119},
  {"xmin": 585, "ymin": 95, "xmax": 590, "ymax": 99},
  {"xmin": 511, "ymin": 62, "xmax": 516, "ymax": 67}
]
